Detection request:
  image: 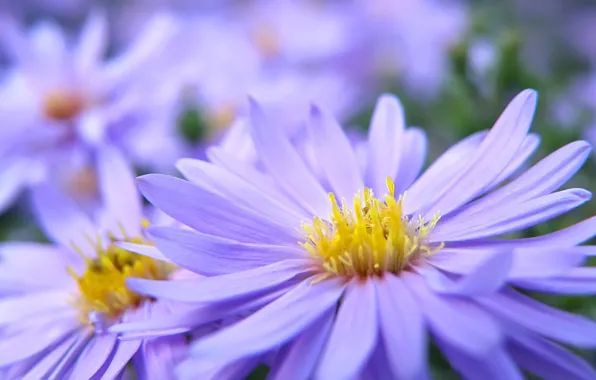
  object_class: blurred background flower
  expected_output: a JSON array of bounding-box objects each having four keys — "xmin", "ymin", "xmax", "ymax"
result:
[{"xmin": 1, "ymin": 0, "xmax": 596, "ymax": 378}]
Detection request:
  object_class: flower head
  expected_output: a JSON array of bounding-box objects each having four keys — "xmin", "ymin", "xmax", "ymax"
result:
[
  {"xmin": 126, "ymin": 90, "xmax": 596, "ymax": 379},
  {"xmin": 0, "ymin": 11, "xmax": 179, "ymax": 213},
  {"xmin": 0, "ymin": 147, "xmax": 190, "ymax": 379}
]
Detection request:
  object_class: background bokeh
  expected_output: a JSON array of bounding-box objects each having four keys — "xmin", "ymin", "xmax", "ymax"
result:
[{"xmin": 1, "ymin": 0, "xmax": 596, "ymax": 377}]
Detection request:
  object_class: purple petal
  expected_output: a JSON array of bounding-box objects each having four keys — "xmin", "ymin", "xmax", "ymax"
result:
[
  {"xmin": 514, "ymin": 267, "xmax": 596, "ymax": 294},
  {"xmin": 394, "ymin": 128, "xmax": 427, "ymax": 195},
  {"xmin": 176, "ymin": 158, "xmax": 307, "ymax": 225},
  {"xmin": 431, "ymin": 188, "xmax": 591, "ymax": 242},
  {"xmin": 102, "ymin": 14, "xmax": 178, "ymax": 90},
  {"xmin": 481, "ymin": 133, "xmax": 540, "ymax": 193},
  {"xmin": 178, "ymin": 358, "xmax": 258, "ymax": 380},
  {"xmin": 365, "ymin": 94, "xmax": 405, "ymax": 196},
  {"xmin": 137, "ymin": 174, "xmax": 299, "ymax": 245},
  {"xmin": 248, "ymin": 99, "xmax": 330, "ymax": 216},
  {"xmin": 206, "ymin": 147, "xmax": 298, "ymax": 208},
  {"xmin": 115, "ymin": 242, "xmax": 169, "ymax": 262},
  {"xmin": 405, "ymin": 272, "xmax": 502, "ymax": 356},
  {"xmin": 147, "ymin": 226, "xmax": 305, "ymax": 276},
  {"xmin": 419, "ymin": 89, "xmax": 537, "ymax": 216},
  {"xmin": 375, "ymin": 274, "xmax": 426, "ymax": 379},
  {"xmin": 478, "ymin": 289, "xmax": 596, "ymax": 347},
  {"xmin": 447, "ymin": 216, "xmax": 596, "ymax": 250},
  {"xmin": 70, "ymin": 334, "xmax": 117, "ymax": 379},
  {"xmin": 0, "ymin": 290, "xmax": 71, "ymax": 325},
  {"xmin": 22, "ymin": 333, "xmax": 80, "ymax": 380},
  {"xmin": 269, "ymin": 309, "xmax": 334, "ymax": 380},
  {"xmin": 507, "ymin": 328, "xmax": 596, "ymax": 380},
  {"xmin": 127, "ymin": 259, "xmax": 311, "ymax": 303},
  {"xmin": 47, "ymin": 330, "xmax": 92, "ymax": 379},
  {"xmin": 308, "ymin": 105, "xmax": 364, "ymax": 198},
  {"xmin": 74, "ymin": 11, "xmax": 107, "ymax": 75},
  {"xmin": 430, "ymin": 247, "xmax": 585, "ymax": 279},
  {"xmin": 423, "ymin": 250, "xmax": 512, "ymax": 296},
  {"xmin": 317, "ymin": 280, "xmax": 378, "ymax": 379},
  {"xmin": 0, "ymin": 159, "xmax": 31, "ymax": 214},
  {"xmin": 405, "ymin": 130, "xmax": 487, "ymax": 214},
  {"xmin": 0, "ymin": 321, "xmax": 78, "ymax": 366},
  {"xmin": 0, "ymin": 243, "xmax": 79, "ymax": 292},
  {"xmin": 97, "ymin": 145, "xmax": 142, "ymax": 237},
  {"xmin": 31, "ymin": 182, "xmax": 98, "ymax": 256},
  {"xmin": 134, "ymin": 335, "xmax": 187, "ymax": 380},
  {"xmin": 438, "ymin": 341, "xmax": 524, "ymax": 380},
  {"xmin": 447, "ymin": 140, "xmax": 591, "ymax": 222},
  {"xmin": 98, "ymin": 340, "xmax": 141, "ymax": 379},
  {"xmin": 189, "ymin": 277, "xmax": 345, "ymax": 362}
]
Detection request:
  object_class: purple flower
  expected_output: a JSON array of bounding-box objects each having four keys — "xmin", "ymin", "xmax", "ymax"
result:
[
  {"xmin": 128, "ymin": 89, "xmax": 596, "ymax": 379},
  {"xmin": 0, "ymin": 11, "xmax": 179, "ymax": 212},
  {"xmin": 0, "ymin": 146, "xmax": 192, "ymax": 378}
]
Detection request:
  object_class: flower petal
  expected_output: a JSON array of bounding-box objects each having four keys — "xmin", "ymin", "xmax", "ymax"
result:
[
  {"xmin": 70, "ymin": 334, "xmax": 117, "ymax": 379},
  {"xmin": 137, "ymin": 174, "xmax": 299, "ymax": 245},
  {"xmin": 424, "ymin": 250, "xmax": 512, "ymax": 295},
  {"xmin": 97, "ymin": 144, "xmax": 142, "ymax": 237},
  {"xmin": 189, "ymin": 277, "xmax": 345, "ymax": 362},
  {"xmin": 31, "ymin": 182, "xmax": 98, "ymax": 256},
  {"xmin": 365, "ymin": 94, "xmax": 405, "ymax": 195},
  {"xmin": 317, "ymin": 280, "xmax": 378, "ymax": 380},
  {"xmin": 269, "ymin": 309, "xmax": 334, "ymax": 380},
  {"xmin": 147, "ymin": 226, "xmax": 305, "ymax": 276},
  {"xmin": 176, "ymin": 158, "xmax": 306, "ymax": 225},
  {"xmin": 127, "ymin": 259, "xmax": 311, "ymax": 303},
  {"xmin": 394, "ymin": 128, "xmax": 427, "ymax": 195},
  {"xmin": 249, "ymin": 99, "xmax": 330, "ymax": 216},
  {"xmin": 508, "ymin": 328, "xmax": 596, "ymax": 380},
  {"xmin": 478, "ymin": 289, "xmax": 596, "ymax": 347},
  {"xmin": 375, "ymin": 274, "xmax": 426, "ymax": 379},
  {"xmin": 513, "ymin": 267, "xmax": 596, "ymax": 294},
  {"xmin": 432, "ymin": 188, "xmax": 591, "ymax": 242},
  {"xmin": 74, "ymin": 11, "xmax": 107, "ymax": 75},
  {"xmin": 420, "ymin": 89, "xmax": 538, "ymax": 216},
  {"xmin": 308, "ymin": 105, "xmax": 364, "ymax": 198},
  {"xmin": 448, "ymin": 140, "xmax": 591, "ymax": 222},
  {"xmin": 438, "ymin": 342, "xmax": 523, "ymax": 380},
  {"xmin": 405, "ymin": 272, "xmax": 501, "ymax": 356}
]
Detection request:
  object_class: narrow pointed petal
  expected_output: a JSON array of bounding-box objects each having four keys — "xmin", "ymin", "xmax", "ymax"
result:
[
  {"xmin": 269, "ymin": 309, "xmax": 334, "ymax": 380},
  {"xmin": 432, "ymin": 189, "xmax": 591, "ymax": 242},
  {"xmin": 189, "ymin": 277, "xmax": 345, "ymax": 362},
  {"xmin": 147, "ymin": 227, "xmax": 304, "ymax": 276},
  {"xmin": 394, "ymin": 128, "xmax": 427, "ymax": 194},
  {"xmin": 137, "ymin": 174, "xmax": 299, "ymax": 245},
  {"xmin": 478, "ymin": 289, "xmax": 596, "ymax": 347},
  {"xmin": 127, "ymin": 259, "xmax": 311, "ymax": 303},
  {"xmin": 405, "ymin": 272, "xmax": 501, "ymax": 356},
  {"xmin": 375, "ymin": 274, "xmax": 426, "ymax": 379},
  {"xmin": 249, "ymin": 99, "xmax": 329, "ymax": 216},
  {"xmin": 75, "ymin": 11, "xmax": 107, "ymax": 74},
  {"xmin": 308, "ymin": 105, "xmax": 363, "ymax": 198},
  {"xmin": 97, "ymin": 145, "xmax": 142, "ymax": 237},
  {"xmin": 365, "ymin": 94, "xmax": 405, "ymax": 195},
  {"xmin": 317, "ymin": 280, "xmax": 378, "ymax": 380},
  {"xmin": 70, "ymin": 334, "xmax": 117, "ymax": 379}
]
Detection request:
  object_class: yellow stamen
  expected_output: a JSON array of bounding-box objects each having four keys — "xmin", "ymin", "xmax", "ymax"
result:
[
  {"xmin": 68, "ymin": 225, "xmax": 174, "ymax": 325},
  {"xmin": 301, "ymin": 178, "xmax": 443, "ymax": 279}
]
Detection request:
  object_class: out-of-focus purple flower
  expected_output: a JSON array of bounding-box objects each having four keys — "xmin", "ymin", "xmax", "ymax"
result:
[
  {"xmin": 354, "ymin": 0, "xmax": 468, "ymax": 98},
  {"xmin": 0, "ymin": 147, "xmax": 192, "ymax": 378},
  {"xmin": 0, "ymin": 11, "xmax": 179, "ymax": 212},
  {"xmin": 128, "ymin": 90, "xmax": 596, "ymax": 379}
]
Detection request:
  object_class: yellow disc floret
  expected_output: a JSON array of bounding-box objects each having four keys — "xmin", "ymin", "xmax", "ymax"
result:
[
  {"xmin": 301, "ymin": 178, "xmax": 443, "ymax": 279},
  {"xmin": 68, "ymin": 225, "xmax": 174, "ymax": 324}
]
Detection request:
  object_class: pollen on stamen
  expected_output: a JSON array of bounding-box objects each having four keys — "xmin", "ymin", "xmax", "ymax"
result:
[
  {"xmin": 67, "ymin": 223, "xmax": 175, "ymax": 326},
  {"xmin": 300, "ymin": 177, "xmax": 443, "ymax": 279}
]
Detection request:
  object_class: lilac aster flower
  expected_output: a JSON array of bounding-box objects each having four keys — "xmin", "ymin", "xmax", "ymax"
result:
[
  {"xmin": 0, "ymin": 11, "xmax": 179, "ymax": 212},
  {"xmin": 128, "ymin": 89, "xmax": 596, "ymax": 379},
  {"xmin": 0, "ymin": 146, "xmax": 193, "ymax": 378}
]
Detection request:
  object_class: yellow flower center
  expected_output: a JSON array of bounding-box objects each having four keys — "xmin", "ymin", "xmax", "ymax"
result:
[
  {"xmin": 68, "ymin": 223, "xmax": 175, "ymax": 325},
  {"xmin": 301, "ymin": 178, "xmax": 443, "ymax": 279},
  {"xmin": 43, "ymin": 89, "xmax": 86, "ymax": 121}
]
